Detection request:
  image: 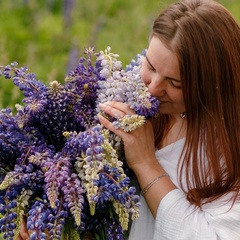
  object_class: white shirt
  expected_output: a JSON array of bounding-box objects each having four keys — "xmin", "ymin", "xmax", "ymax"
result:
[{"xmin": 128, "ymin": 138, "xmax": 240, "ymax": 240}]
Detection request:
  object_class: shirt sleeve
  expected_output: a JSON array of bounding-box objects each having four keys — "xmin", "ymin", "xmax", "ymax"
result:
[{"xmin": 154, "ymin": 189, "xmax": 240, "ymax": 240}]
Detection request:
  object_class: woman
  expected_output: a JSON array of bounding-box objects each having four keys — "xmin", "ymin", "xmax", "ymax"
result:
[
  {"xmin": 18, "ymin": 0, "xmax": 240, "ymax": 239},
  {"xmin": 99, "ymin": 0, "xmax": 240, "ymax": 239}
]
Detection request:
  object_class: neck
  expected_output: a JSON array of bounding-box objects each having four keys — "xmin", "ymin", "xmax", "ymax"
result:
[{"xmin": 158, "ymin": 115, "xmax": 187, "ymax": 149}]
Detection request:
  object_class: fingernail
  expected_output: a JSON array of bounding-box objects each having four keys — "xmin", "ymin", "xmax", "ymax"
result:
[
  {"xmin": 104, "ymin": 101, "xmax": 110, "ymax": 104},
  {"xmin": 98, "ymin": 103, "xmax": 105, "ymax": 108},
  {"xmin": 99, "ymin": 102, "xmax": 110, "ymax": 107}
]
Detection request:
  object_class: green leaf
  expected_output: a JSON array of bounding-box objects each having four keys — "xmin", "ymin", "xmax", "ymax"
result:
[{"xmin": 61, "ymin": 218, "xmax": 80, "ymax": 240}]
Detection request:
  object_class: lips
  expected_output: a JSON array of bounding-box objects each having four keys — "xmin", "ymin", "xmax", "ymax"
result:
[{"xmin": 158, "ymin": 100, "xmax": 168, "ymax": 103}]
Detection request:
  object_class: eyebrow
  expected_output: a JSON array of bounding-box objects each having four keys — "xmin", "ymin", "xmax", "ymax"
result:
[{"xmin": 145, "ymin": 55, "xmax": 181, "ymax": 82}]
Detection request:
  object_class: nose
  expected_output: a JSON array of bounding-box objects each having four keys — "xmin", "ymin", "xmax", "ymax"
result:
[
  {"xmin": 140, "ymin": 63, "xmax": 167, "ymax": 97},
  {"xmin": 147, "ymin": 77, "xmax": 167, "ymax": 97}
]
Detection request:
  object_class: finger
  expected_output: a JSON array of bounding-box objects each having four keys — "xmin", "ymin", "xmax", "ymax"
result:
[
  {"xmin": 99, "ymin": 102, "xmax": 125, "ymax": 118},
  {"xmin": 107, "ymin": 101, "xmax": 135, "ymax": 114},
  {"xmin": 98, "ymin": 114, "xmax": 126, "ymax": 139},
  {"xmin": 99, "ymin": 102, "xmax": 135, "ymax": 117},
  {"xmin": 19, "ymin": 217, "xmax": 30, "ymax": 240}
]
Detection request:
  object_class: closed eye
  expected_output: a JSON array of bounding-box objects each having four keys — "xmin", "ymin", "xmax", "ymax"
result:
[
  {"xmin": 145, "ymin": 55, "xmax": 182, "ymax": 89},
  {"xmin": 146, "ymin": 56, "xmax": 155, "ymax": 71},
  {"xmin": 166, "ymin": 77, "xmax": 182, "ymax": 89}
]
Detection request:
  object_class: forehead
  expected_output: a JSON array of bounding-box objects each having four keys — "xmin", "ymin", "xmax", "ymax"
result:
[{"xmin": 147, "ymin": 37, "xmax": 180, "ymax": 79}]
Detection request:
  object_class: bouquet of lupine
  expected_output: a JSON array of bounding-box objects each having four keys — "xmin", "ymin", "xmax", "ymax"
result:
[{"xmin": 0, "ymin": 46, "xmax": 159, "ymax": 240}]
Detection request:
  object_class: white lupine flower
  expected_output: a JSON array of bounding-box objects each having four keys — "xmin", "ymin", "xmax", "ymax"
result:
[
  {"xmin": 112, "ymin": 70, "xmax": 122, "ymax": 79},
  {"xmin": 100, "ymin": 68, "xmax": 110, "ymax": 78},
  {"xmin": 113, "ymin": 60, "xmax": 122, "ymax": 70}
]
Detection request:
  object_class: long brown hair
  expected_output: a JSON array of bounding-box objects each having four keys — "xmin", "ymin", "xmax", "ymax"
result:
[{"xmin": 151, "ymin": 0, "xmax": 240, "ymax": 206}]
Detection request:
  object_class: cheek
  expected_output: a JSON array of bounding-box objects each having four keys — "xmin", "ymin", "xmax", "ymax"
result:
[{"xmin": 170, "ymin": 90, "xmax": 184, "ymax": 106}]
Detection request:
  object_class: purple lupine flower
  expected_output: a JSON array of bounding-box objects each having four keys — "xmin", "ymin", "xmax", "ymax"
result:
[
  {"xmin": 0, "ymin": 47, "xmax": 154, "ymax": 239},
  {"xmin": 106, "ymin": 218, "xmax": 125, "ymax": 240},
  {"xmin": 62, "ymin": 173, "xmax": 84, "ymax": 226},
  {"xmin": 46, "ymin": 199, "xmax": 68, "ymax": 240},
  {"xmin": 0, "ymin": 62, "xmax": 48, "ymax": 98},
  {"xmin": 27, "ymin": 200, "xmax": 49, "ymax": 239},
  {"xmin": 44, "ymin": 154, "xmax": 71, "ymax": 209},
  {"xmin": 0, "ymin": 108, "xmax": 27, "ymax": 169}
]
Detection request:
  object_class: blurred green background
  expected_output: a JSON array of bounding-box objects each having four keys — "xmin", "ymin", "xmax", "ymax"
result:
[
  {"xmin": 0, "ymin": 0, "xmax": 239, "ymax": 112},
  {"xmin": 0, "ymin": 0, "xmax": 239, "ymax": 239}
]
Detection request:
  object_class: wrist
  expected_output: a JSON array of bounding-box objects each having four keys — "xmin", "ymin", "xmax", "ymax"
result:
[
  {"xmin": 132, "ymin": 161, "xmax": 176, "ymax": 218},
  {"xmin": 132, "ymin": 161, "xmax": 163, "ymax": 178},
  {"xmin": 132, "ymin": 161, "xmax": 166, "ymax": 189},
  {"xmin": 140, "ymin": 172, "xmax": 169, "ymax": 196}
]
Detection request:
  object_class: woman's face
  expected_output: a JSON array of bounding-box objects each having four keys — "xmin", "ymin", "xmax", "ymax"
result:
[{"xmin": 141, "ymin": 36, "xmax": 185, "ymax": 116}]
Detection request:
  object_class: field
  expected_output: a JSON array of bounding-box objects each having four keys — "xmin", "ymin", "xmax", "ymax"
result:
[{"xmin": 0, "ymin": 0, "xmax": 239, "ymax": 110}]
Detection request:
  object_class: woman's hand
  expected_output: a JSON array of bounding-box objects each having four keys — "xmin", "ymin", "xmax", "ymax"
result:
[
  {"xmin": 100, "ymin": 101, "xmax": 177, "ymax": 218},
  {"xmin": 98, "ymin": 102, "xmax": 158, "ymax": 173},
  {"xmin": 16, "ymin": 217, "xmax": 29, "ymax": 240}
]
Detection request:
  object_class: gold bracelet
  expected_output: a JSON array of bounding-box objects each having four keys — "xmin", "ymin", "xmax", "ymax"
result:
[{"xmin": 140, "ymin": 172, "xmax": 169, "ymax": 196}]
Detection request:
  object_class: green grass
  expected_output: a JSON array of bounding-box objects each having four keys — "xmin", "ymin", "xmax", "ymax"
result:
[
  {"xmin": 0, "ymin": 0, "xmax": 170, "ymax": 110},
  {"xmin": 0, "ymin": 0, "xmax": 239, "ymax": 110},
  {"xmin": 0, "ymin": 0, "xmax": 238, "ymax": 111}
]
